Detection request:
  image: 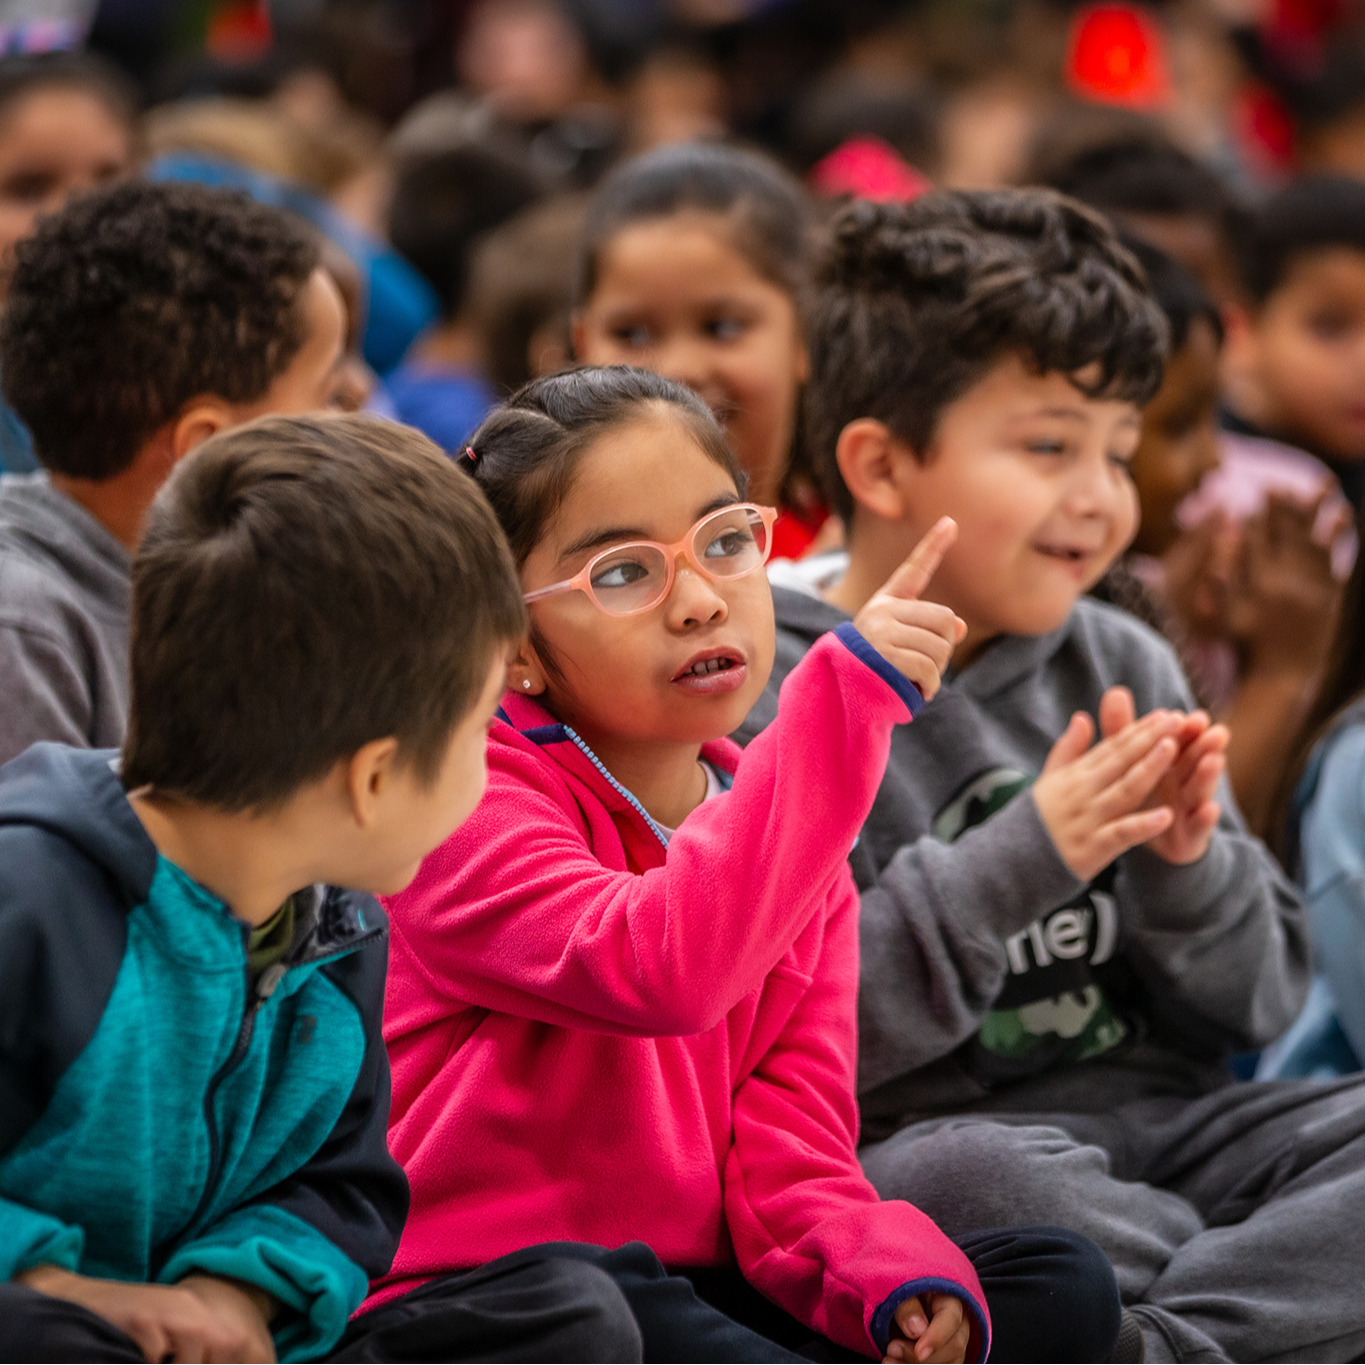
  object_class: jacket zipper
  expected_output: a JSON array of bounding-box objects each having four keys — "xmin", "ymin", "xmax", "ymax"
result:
[
  {"xmin": 146, "ymin": 891, "xmax": 382, "ymax": 1276},
  {"xmin": 150, "ymin": 935, "xmax": 287, "ymax": 1272},
  {"xmin": 178, "ymin": 939, "xmax": 288, "ymax": 1250},
  {"xmin": 561, "ymin": 723, "xmax": 670, "ymax": 849}
]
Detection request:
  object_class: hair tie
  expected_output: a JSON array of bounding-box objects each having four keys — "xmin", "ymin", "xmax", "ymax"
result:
[{"xmin": 463, "ymin": 445, "xmax": 478, "ymax": 464}]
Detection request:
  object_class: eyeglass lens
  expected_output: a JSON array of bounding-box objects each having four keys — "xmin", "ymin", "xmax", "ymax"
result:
[{"xmin": 586, "ymin": 506, "xmax": 769, "ymax": 615}]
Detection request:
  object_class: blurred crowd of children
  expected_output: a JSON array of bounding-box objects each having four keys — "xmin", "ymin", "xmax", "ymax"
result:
[{"xmin": 7, "ymin": 0, "xmax": 1365, "ymax": 1361}]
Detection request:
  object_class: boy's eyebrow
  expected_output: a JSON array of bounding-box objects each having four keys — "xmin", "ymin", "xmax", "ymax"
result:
[{"xmin": 557, "ymin": 495, "xmax": 742, "ymax": 562}]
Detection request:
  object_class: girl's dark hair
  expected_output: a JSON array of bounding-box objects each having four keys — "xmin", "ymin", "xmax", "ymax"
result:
[
  {"xmin": 461, "ymin": 365, "xmax": 745, "ymax": 568},
  {"xmin": 1038, "ymin": 133, "xmax": 1248, "ymax": 244},
  {"xmin": 576, "ymin": 140, "xmax": 813, "ymax": 306},
  {"xmin": 387, "ymin": 139, "xmax": 544, "ymax": 320}
]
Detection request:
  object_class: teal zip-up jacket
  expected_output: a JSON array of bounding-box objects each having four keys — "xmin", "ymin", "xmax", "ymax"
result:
[{"xmin": 0, "ymin": 744, "xmax": 409, "ymax": 1360}]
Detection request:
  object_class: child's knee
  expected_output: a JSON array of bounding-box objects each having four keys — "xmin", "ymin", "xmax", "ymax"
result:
[
  {"xmin": 957, "ymin": 1226, "xmax": 1122, "ymax": 1364},
  {"xmin": 1021, "ymin": 1227, "xmax": 1124, "ymax": 1363},
  {"xmin": 862, "ymin": 1119, "xmax": 1106, "ymax": 1225},
  {"xmin": 541, "ymin": 1259, "xmax": 644, "ymax": 1363}
]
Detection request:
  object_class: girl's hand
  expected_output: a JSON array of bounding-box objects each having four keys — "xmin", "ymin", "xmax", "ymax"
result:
[
  {"xmin": 1226, "ymin": 492, "xmax": 1346, "ymax": 677},
  {"xmin": 885, "ymin": 1291, "xmax": 972, "ymax": 1364},
  {"xmin": 1163, "ymin": 512, "xmax": 1234, "ymax": 638},
  {"xmin": 853, "ymin": 518, "xmax": 966, "ymax": 701}
]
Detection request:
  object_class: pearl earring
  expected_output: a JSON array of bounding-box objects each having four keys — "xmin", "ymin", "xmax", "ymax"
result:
[{"xmin": 523, "ymin": 680, "xmax": 532, "ymax": 690}]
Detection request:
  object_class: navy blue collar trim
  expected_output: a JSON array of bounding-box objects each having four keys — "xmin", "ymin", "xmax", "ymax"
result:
[
  {"xmin": 521, "ymin": 722, "xmax": 571, "ymax": 745},
  {"xmin": 496, "ymin": 704, "xmax": 571, "ymax": 746}
]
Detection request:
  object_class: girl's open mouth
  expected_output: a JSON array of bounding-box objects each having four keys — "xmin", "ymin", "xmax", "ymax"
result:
[
  {"xmin": 672, "ymin": 650, "xmax": 748, "ymax": 695},
  {"xmin": 682, "ymin": 657, "xmax": 735, "ymax": 676}
]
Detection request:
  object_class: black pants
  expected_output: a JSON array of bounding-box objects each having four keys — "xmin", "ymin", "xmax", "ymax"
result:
[
  {"xmin": 343, "ymin": 1228, "xmax": 1119, "ymax": 1365},
  {"xmin": 1, "ymin": 1228, "xmax": 1118, "ymax": 1363},
  {"xmin": 678, "ymin": 1227, "xmax": 1121, "ymax": 1364},
  {"xmin": 0, "ymin": 1259, "xmax": 648, "ymax": 1365}
]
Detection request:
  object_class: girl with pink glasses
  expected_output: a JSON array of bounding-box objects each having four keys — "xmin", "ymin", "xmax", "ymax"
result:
[{"xmin": 367, "ymin": 365, "xmax": 1124, "ymax": 1363}]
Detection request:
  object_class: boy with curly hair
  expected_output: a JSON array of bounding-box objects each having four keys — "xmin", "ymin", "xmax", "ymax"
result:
[
  {"xmin": 0, "ymin": 179, "xmax": 350, "ymax": 765},
  {"xmin": 742, "ymin": 189, "xmax": 1365, "ymax": 1362}
]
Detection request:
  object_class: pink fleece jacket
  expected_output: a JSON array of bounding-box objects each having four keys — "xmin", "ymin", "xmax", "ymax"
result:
[{"xmin": 370, "ymin": 624, "xmax": 990, "ymax": 1359}]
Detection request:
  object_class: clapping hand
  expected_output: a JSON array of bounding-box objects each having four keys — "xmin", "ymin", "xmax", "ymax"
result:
[{"xmin": 1098, "ymin": 687, "xmax": 1226, "ymax": 865}]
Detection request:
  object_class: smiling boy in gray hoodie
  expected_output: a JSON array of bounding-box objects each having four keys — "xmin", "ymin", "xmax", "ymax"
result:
[{"xmin": 739, "ymin": 191, "xmax": 1365, "ymax": 1363}]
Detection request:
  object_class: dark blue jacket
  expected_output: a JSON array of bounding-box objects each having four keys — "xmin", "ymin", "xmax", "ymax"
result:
[{"xmin": 0, "ymin": 745, "xmax": 409, "ymax": 1360}]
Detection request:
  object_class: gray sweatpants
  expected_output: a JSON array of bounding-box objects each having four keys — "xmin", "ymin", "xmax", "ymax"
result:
[{"xmin": 860, "ymin": 1077, "xmax": 1365, "ymax": 1363}]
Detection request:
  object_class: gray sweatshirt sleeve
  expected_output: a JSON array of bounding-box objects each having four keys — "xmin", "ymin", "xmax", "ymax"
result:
[
  {"xmin": 1115, "ymin": 817, "xmax": 1310, "ymax": 1052},
  {"xmin": 0, "ymin": 620, "xmax": 93, "ymax": 765},
  {"xmin": 1108, "ymin": 626, "xmax": 1311, "ymax": 1051},
  {"xmin": 858, "ymin": 791, "xmax": 1085, "ymax": 1092}
]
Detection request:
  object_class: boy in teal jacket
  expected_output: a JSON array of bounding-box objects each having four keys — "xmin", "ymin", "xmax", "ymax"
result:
[{"xmin": 0, "ymin": 414, "xmax": 641, "ymax": 1362}]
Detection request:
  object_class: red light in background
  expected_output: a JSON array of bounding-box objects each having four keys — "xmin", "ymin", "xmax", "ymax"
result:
[
  {"xmin": 206, "ymin": 0, "xmax": 272, "ymax": 61},
  {"xmin": 1066, "ymin": 3, "xmax": 1171, "ymax": 109}
]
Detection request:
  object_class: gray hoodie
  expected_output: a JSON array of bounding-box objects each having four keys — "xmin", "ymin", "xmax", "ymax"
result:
[
  {"xmin": 738, "ymin": 558, "xmax": 1309, "ymax": 1139},
  {"xmin": 0, "ymin": 473, "xmax": 130, "ymax": 766}
]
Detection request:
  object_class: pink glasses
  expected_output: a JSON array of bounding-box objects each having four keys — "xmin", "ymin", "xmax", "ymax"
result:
[{"xmin": 523, "ymin": 503, "xmax": 778, "ymax": 616}]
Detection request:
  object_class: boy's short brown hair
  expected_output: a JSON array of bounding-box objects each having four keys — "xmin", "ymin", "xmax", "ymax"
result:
[
  {"xmin": 806, "ymin": 189, "xmax": 1168, "ymax": 521},
  {"xmin": 122, "ymin": 414, "xmax": 526, "ymax": 811}
]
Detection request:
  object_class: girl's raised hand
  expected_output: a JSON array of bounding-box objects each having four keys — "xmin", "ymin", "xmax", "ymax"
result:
[{"xmin": 852, "ymin": 517, "xmax": 966, "ymax": 701}]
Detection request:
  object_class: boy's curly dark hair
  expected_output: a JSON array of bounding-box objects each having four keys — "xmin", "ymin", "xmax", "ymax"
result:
[
  {"xmin": 806, "ymin": 189, "xmax": 1169, "ymax": 521},
  {"xmin": 0, "ymin": 180, "xmax": 320, "ymax": 480}
]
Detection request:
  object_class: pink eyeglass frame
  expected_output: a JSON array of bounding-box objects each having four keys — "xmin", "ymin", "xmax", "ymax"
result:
[{"xmin": 522, "ymin": 503, "xmax": 778, "ymax": 616}]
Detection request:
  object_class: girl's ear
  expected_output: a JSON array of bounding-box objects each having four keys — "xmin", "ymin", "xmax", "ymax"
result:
[{"xmin": 507, "ymin": 638, "xmax": 547, "ymax": 696}]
